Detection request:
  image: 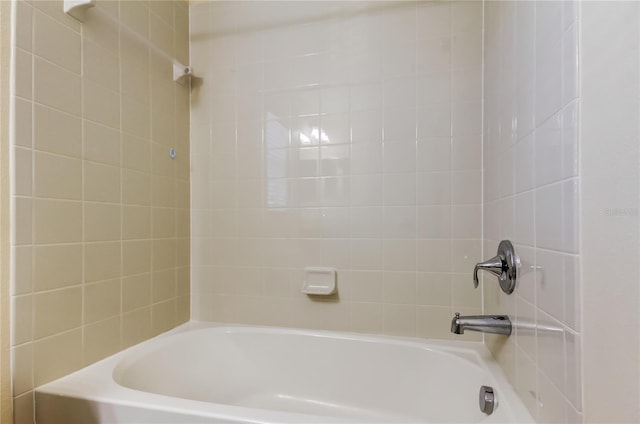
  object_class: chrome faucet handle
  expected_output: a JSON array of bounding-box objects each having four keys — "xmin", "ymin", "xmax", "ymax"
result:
[
  {"xmin": 473, "ymin": 255, "xmax": 504, "ymax": 288},
  {"xmin": 473, "ymin": 240, "xmax": 518, "ymax": 294}
]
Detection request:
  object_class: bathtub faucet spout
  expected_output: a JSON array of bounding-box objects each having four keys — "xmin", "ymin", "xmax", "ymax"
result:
[{"xmin": 450, "ymin": 312, "xmax": 511, "ymax": 336}]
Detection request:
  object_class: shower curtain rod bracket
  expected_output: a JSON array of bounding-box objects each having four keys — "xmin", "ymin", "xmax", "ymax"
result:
[{"xmin": 173, "ymin": 63, "xmax": 193, "ymax": 85}]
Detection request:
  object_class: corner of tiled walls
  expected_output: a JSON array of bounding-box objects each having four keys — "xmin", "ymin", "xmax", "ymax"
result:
[
  {"xmin": 0, "ymin": 1, "xmax": 14, "ymax": 422},
  {"xmin": 189, "ymin": 1, "xmax": 485, "ymax": 341},
  {"xmin": 9, "ymin": 1, "xmax": 190, "ymax": 422},
  {"xmin": 482, "ymin": 1, "xmax": 581, "ymax": 422}
]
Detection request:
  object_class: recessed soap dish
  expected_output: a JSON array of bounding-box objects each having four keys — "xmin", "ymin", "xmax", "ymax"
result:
[
  {"xmin": 301, "ymin": 267, "xmax": 337, "ymax": 295},
  {"xmin": 64, "ymin": 0, "xmax": 96, "ymax": 22}
]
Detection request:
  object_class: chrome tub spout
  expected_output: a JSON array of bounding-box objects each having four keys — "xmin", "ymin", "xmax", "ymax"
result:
[{"xmin": 451, "ymin": 313, "xmax": 512, "ymax": 336}]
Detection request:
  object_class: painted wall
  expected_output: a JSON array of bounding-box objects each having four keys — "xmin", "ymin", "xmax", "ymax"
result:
[
  {"xmin": 189, "ymin": 1, "xmax": 484, "ymax": 340},
  {"xmin": 482, "ymin": 1, "xmax": 582, "ymax": 422},
  {"xmin": 580, "ymin": 2, "xmax": 640, "ymax": 422},
  {"xmin": 9, "ymin": 1, "xmax": 190, "ymax": 422}
]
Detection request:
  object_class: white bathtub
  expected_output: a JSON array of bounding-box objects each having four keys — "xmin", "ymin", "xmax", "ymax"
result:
[{"xmin": 36, "ymin": 322, "xmax": 533, "ymax": 423}]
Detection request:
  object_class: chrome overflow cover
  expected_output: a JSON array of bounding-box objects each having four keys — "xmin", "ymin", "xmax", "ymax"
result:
[{"xmin": 479, "ymin": 385, "xmax": 495, "ymax": 415}]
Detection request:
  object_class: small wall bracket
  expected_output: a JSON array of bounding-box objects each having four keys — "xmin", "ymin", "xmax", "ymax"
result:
[
  {"xmin": 64, "ymin": 0, "xmax": 96, "ymax": 22},
  {"xmin": 173, "ymin": 63, "xmax": 193, "ymax": 85}
]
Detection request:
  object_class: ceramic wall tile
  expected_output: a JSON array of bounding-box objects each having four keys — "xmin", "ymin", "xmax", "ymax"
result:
[
  {"xmin": 191, "ymin": 1, "xmax": 483, "ymax": 340},
  {"xmin": 9, "ymin": 1, "xmax": 190, "ymax": 417},
  {"xmin": 483, "ymin": 1, "xmax": 582, "ymax": 420}
]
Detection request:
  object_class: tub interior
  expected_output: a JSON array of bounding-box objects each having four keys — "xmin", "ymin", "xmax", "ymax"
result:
[{"xmin": 113, "ymin": 328, "xmax": 492, "ymax": 423}]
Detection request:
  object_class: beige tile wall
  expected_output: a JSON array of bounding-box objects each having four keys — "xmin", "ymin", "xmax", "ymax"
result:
[
  {"xmin": 9, "ymin": 1, "xmax": 190, "ymax": 422},
  {"xmin": 483, "ymin": 1, "xmax": 582, "ymax": 422},
  {"xmin": 189, "ymin": 1, "xmax": 484, "ymax": 340},
  {"xmin": 1, "ymin": 1, "xmax": 14, "ymax": 422}
]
